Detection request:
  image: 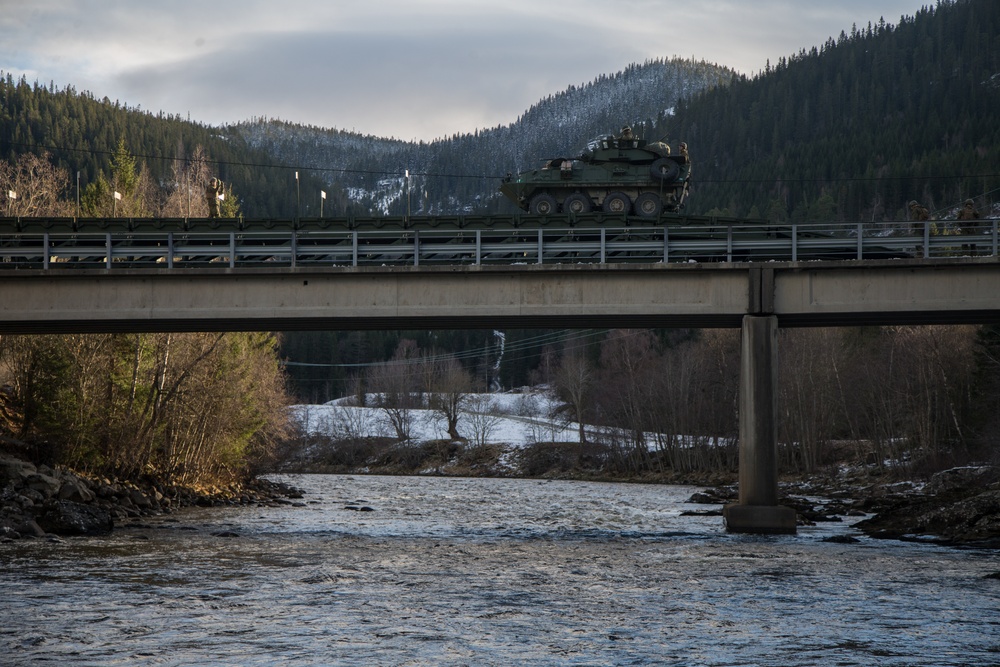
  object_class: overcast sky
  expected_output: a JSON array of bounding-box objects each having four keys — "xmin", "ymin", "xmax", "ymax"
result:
[{"xmin": 3, "ymin": 0, "xmax": 927, "ymax": 141}]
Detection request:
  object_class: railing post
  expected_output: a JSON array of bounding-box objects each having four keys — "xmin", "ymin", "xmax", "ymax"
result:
[
  {"xmin": 600, "ymin": 228, "xmax": 606, "ymax": 264},
  {"xmin": 106, "ymin": 232, "xmax": 112, "ymax": 269},
  {"xmin": 291, "ymin": 231, "xmax": 297, "ymax": 269},
  {"xmin": 229, "ymin": 232, "xmax": 235, "ymax": 268},
  {"xmin": 43, "ymin": 232, "xmax": 49, "ymax": 270},
  {"xmin": 924, "ymin": 222, "xmax": 930, "ymax": 259},
  {"xmin": 857, "ymin": 222, "xmax": 863, "ymax": 260},
  {"xmin": 791, "ymin": 224, "xmax": 798, "ymax": 262},
  {"xmin": 727, "ymin": 225, "xmax": 733, "ymax": 262},
  {"xmin": 414, "ymin": 230, "xmax": 420, "ymax": 267},
  {"xmin": 476, "ymin": 229, "xmax": 482, "ymax": 266},
  {"xmin": 993, "ymin": 220, "xmax": 998, "ymax": 258},
  {"xmin": 663, "ymin": 225, "xmax": 669, "ymax": 263},
  {"xmin": 167, "ymin": 232, "xmax": 174, "ymax": 269},
  {"xmin": 537, "ymin": 229, "xmax": 543, "ymax": 265},
  {"xmin": 352, "ymin": 231, "xmax": 358, "ymax": 267}
]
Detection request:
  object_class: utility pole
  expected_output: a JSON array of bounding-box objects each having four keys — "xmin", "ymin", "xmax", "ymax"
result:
[{"xmin": 405, "ymin": 169, "xmax": 411, "ymax": 220}]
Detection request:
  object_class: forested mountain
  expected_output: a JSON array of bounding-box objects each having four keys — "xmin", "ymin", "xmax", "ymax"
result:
[
  {"xmin": 231, "ymin": 57, "xmax": 733, "ymax": 215},
  {"xmin": 0, "ymin": 75, "xmax": 339, "ymax": 218},
  {"xmin": 660, "ymin": 0, "xmax": 1000, "ymax": 221}
]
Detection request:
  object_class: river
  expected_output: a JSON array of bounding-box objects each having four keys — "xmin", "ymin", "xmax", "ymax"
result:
[{"xmin": 2, "ymin": 475, "xmax": 998, "ymax": 666}]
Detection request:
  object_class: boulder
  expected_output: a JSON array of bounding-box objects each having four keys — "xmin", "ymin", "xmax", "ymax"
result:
[
  {"xmin": 58, "ymin": 476, "xmax": 96, "ymax": 503},
  {"xmin": 0, "ymin": 455, "xmax": 36, "ymax": 484},
  {"xmin": 36, "ymin": 500, "xmax": 114, "ymax": 536},
  {"xmin": 24, "ymin": 472, "xmax": 61, "ymax": 499},
  {"xmin": 855, "ymin": 488, "xmax": 1000, "ymax": 547},
  {"xmin": 15, "ymin": 519, "xmax": 45, "ymax": 538},
  {"xmin": 926, "ymin": 466, "xmax": 999, "ymax": 495},
  {"xmin": 128, "ymin": 488, "xmax": 153, "ymax": 508}
]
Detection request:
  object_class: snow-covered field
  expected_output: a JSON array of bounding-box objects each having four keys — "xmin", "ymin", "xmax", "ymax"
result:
[
  {"xmin": 290, "ymin": 388, "xmax": 582, "ymax": 448},
  {"xmin": 289, "ymin": 388, "xmax": 736, "ymax": 454}
]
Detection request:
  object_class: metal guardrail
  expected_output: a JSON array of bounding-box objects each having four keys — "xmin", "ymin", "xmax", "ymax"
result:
[{"xmin": 0, "ymin": 220, "xmax": 996, "ymax": 270}]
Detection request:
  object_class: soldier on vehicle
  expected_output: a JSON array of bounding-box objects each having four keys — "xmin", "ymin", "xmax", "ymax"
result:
[
  {"xmin": 909, "ymin": 200, "xmax": 929, "ymax": 222},
  {"xmin": 909, "ymin": 200, "xmax": 936, "ymax": 254},
  {"xmin": 678, "ymin": 142, "xmax": 689, "ymax": 163},
  {"xmin": 956, "ymin": 198, "xmax": 981, "ymax": 254},
  {"xmin": 206, "ymin": 177, "xmax": 223, "ymax": 218},
  {"xmin": 618, "ymin": 125, "xmax": 634, "ymax": 147},
  {"xmin": 956, "ymin": 199, "xmax": 980, "ymax": 225}
]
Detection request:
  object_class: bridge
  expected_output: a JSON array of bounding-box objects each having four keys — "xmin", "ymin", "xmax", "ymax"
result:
[{"xmin": 2, "ymin": 214, "xmax": 999, "ymax": 534}]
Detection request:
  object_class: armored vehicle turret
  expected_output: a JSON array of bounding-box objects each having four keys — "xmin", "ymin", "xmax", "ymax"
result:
[{"xmin": 499, "ymin": 131, "xmax": 691, "ymax": 218}]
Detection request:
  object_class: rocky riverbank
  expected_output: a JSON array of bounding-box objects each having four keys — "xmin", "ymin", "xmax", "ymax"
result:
[
  {"xmin": 0, "ymin": 453, "xmax": 304, "ymax": 541},
  {"xmin": 687, "ymin": 464, "xmax": 1000, "ymax": 548},
  {"xmin": 849, "ymin": 465, "xmax": 1000, "ymax": 548}
]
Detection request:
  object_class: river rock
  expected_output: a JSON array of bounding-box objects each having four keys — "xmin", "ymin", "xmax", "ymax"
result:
[
  {"xmin": 854, "ymin": 486, "xmax": 1000, "ymax": 547},
  {"xmin": 58, "ymin": 476, "xmax": 96, "ymax": 503},
  {"xmin": 0, "ymin": 455, "xmax": 36, "ymax": 483},
  {"xmin": 128, "ymin": 488, "xmax": 153, "ymax": 508},
  {"xmin": 15, "ymin": 519, "xmax": 45, "ymax": 538},
  {"xmin": 24, "ymin": 472, "xmax": 61, "ymax": 499},
  {"xmin": 926, "ymin": 465, "xmax": 999, "ymax": 495},
  {"xmin": 36, "ymin": 500, "xmax": 114, "ymax": 536}
]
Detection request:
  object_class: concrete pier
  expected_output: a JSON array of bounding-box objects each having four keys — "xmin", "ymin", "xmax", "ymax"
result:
[{"xmin": 724, "ymin": 315, "xmax": 797, "ymax": 534}]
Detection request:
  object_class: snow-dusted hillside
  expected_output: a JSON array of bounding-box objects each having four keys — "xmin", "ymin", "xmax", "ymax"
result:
[{"xmin": 229, "ymin": 58, "xmax": 734, "ymax": 216}]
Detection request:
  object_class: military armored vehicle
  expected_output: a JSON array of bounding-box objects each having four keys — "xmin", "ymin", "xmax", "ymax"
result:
[{"xmin": 499, "ymin": 131, "xmax": 691, "ymax": 218}]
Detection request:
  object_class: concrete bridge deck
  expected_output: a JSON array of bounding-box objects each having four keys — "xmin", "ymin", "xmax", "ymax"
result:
[{"xmin": 0, "ymin": 257, "xmax": 996, "ymax": 334}]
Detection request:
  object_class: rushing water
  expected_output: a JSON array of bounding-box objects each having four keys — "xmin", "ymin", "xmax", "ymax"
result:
[{"xmin": 2, "ymin": 475, "xmax": 998, "ymax": 666}]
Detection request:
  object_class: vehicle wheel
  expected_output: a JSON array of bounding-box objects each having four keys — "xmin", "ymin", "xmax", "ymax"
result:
[
  {"xmin": 602, "ymin": 191, "xmax": 631, "ymax": 215},
  {"xmin": 562, "ymin": 193, "xmax": 592, "ymax": 215},
  {"xmin": 650, "ymin": 158, "xmax": 680, "ymax": 184},
  {"xmin": 634, "ymin": 192, "xmax": 663, "ymax": 218},
  {"xmin": 529, "ymin": 193, "xmax": 558, "ymax": 215}
]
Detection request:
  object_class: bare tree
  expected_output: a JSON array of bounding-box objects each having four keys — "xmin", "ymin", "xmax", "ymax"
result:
[
  {"xmin": 552, "ymin": 347, "xmax": 595, "ymax": 443},
  {"xmin": 364, "ymin": 341, "xmax": 422, "ymax": 443},
  {"xmin": 0, "ymin": 152, "xmax": 72, "ymax": 216},
  {"xmin": 424, "ymin": 355, "xmax": 475, "ymax": 440},
  {"xmin": 465, "ymin": 395, "xmax": 504, "ymax": 448},
  {"xmin": 161, "ymin": 144, "xmax": 212, "ymax": 217}
]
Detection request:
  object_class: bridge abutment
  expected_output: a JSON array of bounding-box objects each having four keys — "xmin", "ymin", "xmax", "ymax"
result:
[{"xmin": 723, "ymin": 314, "xmax": 797, "ymax": 534}]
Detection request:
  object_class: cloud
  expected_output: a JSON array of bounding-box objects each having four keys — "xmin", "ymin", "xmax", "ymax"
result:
[{"xmin": 1, "ymin": 0, "xmax": 928, "ymax": 140}]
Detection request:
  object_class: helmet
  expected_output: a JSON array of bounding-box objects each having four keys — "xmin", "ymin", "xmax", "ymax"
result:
[
  {"xmin": 210, "ymin": 177, "xmax": 218, "ymax": 185},
  {"xmin": 965, "ymin": 199, "xmax": 974, "ymax": 206},
  {"xmin": 909, "ymin": 200, "xmax": 918, "ymax": 207},
  {"xmin": 679, "ymin": 142, "xmax": 688, "ymax": 150}
]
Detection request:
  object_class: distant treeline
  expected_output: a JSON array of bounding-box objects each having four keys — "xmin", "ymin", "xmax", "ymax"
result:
[{"xmin": 0, "ymin": 72, "xmax": 340, "ymax": 218}]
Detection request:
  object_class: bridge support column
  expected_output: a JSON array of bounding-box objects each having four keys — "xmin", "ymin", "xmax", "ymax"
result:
[{"xmin": 723, "ymin": 315, "xmax": 797, "ymax": 534}]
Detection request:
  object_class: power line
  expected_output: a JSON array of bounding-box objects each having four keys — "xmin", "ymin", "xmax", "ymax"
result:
[
  {"xmin": 6, "ymin": 138, "xmax": 999, "ymax": 187},
  {"xmin": 282, "ymin": 329, "xmax": 608, "ymax": 372}
]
